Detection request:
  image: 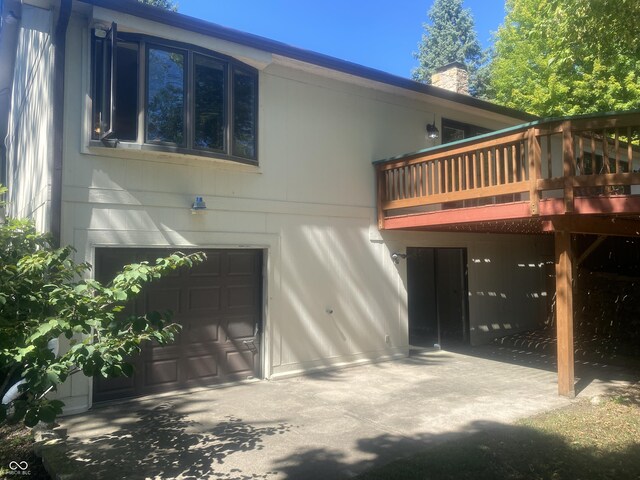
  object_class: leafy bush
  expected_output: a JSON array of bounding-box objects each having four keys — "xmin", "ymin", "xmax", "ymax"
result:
[{"xmin": 0, "ymin": 186, "xmax": 204, "ymax": 426}]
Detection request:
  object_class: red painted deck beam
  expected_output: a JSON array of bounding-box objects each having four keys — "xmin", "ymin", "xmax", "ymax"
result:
[
  {"xmin": 383, "ymin": 196, "xmax": 640, "ymax": 233},
  {"xmin": 539, "ymin": 195, "xmax": 640, "ymax": 216},
  {"xmin": 384, "ymin": 202, "xmax": 532, "ymax": 230}
]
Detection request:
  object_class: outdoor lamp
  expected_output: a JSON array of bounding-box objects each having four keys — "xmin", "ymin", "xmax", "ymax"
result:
[
  {"xmin": 391, "ymin": 252, "xmax": 407, "ymax": 264},
  {"xmin": 426, "ymin": 118, "xmax": 439, "ymax": 139},
  {"xmin": 191, "ymin": 196, "xmax": 207, "ymax": 214}
]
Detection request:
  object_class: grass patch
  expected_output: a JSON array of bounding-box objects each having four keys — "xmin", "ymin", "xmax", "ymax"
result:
[
  {"xmin": 358, "ymin": 385, "xmax": 640, "ymax": 480},
  {"xmin": 0, "ymin": 423, "xmax": 51, "ymax": 479}
]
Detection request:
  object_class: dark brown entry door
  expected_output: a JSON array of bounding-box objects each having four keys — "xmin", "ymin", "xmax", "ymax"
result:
[
  {"xmin": 436, "ymin": 248, "xmax": 468, "ymax": 346},
  {"xmin": 407, "ymin": 247, "xmax": 469, "ymax": 348},
  {"xmin": 93, "ymin": 248, "xmax": 262, "ymax": 402}
]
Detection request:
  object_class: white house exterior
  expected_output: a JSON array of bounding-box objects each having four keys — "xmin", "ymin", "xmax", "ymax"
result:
[{"xmin": 1, "ymin": 0, "xmax": 552, "ymax": 414}]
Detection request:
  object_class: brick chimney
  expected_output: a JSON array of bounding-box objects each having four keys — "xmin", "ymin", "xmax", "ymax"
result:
[{"xmin": 431, "ymin": 62, "xmax": 469, "ymax": 95}]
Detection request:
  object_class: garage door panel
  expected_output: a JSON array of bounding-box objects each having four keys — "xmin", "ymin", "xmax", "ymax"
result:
[
  {"xmin": 190, "ymin": 252, "xmax": 221, "ymax": 277},
  {"xmin": 94, "ymin": 375, "xmax": 135, "ymax": 396},
  {"xmin": 227, "ymin": 251, "xmax": 257, "ymax": 276},
  {"xmin": 225, "ymin": 349, "xmax": 256, "ymax": 374},
  {"xmin": 185, "ymin": 317, "xmax": 220, "ymax": 343},
  {"xmin": 224, "ymin": 315, "xmax": 257, "ymax": 340},
  {"xmin": 187, "ymin": 287, "xmax": 221, "ymax": 312},
  {"xmin": 186, "ymin": 354, "xmax": 219, "ymax": 381},
  {"xmin": 144, "ymin": 359, "xmax": 179, "ymax": 387},
  {"xmin": 146, "ymin": 342, "xmax": 182, "ymax": 359},
  {"xmin": 227, "ymin": 285, "xmax": 257, "ymax": 310},
  {"xmin": 145, "ymin": 288, "xmax": 181, "ymax": 314},
  {"xmin": 93, "ymin": 248, "xmax": 262, "ymax": 402}
]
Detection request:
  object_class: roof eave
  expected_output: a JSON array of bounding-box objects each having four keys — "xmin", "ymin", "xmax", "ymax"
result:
[{"xmin": 77, "ymin": 0, "xmax": 535, "ymax": 122}]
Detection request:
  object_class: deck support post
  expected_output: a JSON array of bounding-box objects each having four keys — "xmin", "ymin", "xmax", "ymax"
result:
[{"xmin": 554, "ymin": 229, "xmax": 575, "ymax": 397}]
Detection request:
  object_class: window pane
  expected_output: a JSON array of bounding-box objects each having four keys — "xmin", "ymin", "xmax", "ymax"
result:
[
  {"xmin": 443, "ymin": 126, "xmax": 465, "ymax": 144},
  {"xmin": 232, "ymin": 69, "xmax": 257, "ymax": 159},
  {"xmin": 147, "ymin": 47, "xmax": 185, "ymax": 145},
  {"xmin": 115, "ymin": 42, "xmax": 138, "ymax": 141},
  {"xmin": 92, "ymin": 35, "xmax": 111, "ymax": 139},
  {"xmin": 92, "ymin": 36, "xmax": 104, "ymax": 139},
  {"xmin": 194, "ymin": 54, "xmax": 225, "ymax": 151}
]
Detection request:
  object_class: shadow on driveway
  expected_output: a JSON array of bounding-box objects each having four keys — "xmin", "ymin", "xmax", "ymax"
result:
[
  {"xmin": 52, "ymin": 402, "xmax": 290, "ymax": 479},
  {"xmin": 40, "ymin": 350, "xmax": 640, "ymax": 479}
]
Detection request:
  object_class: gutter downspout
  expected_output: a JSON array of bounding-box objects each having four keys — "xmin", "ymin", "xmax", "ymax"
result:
[
  {"xmin": 0, "ymin": 1, "xmax": 21, "ymax": 214},
  {"xmin": 51, "ymin": 0, "xmax": 71, "ymax": 247}
]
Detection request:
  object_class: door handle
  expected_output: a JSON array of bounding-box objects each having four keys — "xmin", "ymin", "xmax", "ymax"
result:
[{"xmin": 243, "ymin": 339, "xmax": 257, "ymax": 352}]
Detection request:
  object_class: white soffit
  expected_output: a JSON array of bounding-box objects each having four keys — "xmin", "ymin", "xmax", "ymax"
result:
[
  {"xmin": 91, "ymin": 5, "xmax": 274, "ymax": 71},
  {"xmin": 271, "ymin": 54, "xmax": 521, "ymax": 126}
]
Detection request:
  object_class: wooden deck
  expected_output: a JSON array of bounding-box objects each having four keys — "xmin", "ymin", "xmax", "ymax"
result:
[
  {"xmin": 375, "ymin": 111, "xmax": 640, "ymax": 236},
  {"xmin": 375, "ymin": 111, "xmax": 640, "ymax": 397}
]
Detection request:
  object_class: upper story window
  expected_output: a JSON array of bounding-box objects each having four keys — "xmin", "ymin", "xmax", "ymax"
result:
[
  {"xmin": 91, "ymin": 24, "xmax": 258, "ymax": 164},
  {"xmin": 442, "ymin": 119, "xmax": 490, "ymax": 144}
]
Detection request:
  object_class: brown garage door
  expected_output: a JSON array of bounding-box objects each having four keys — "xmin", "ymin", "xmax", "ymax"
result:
[{"xmin": 93, "ymin": 248, "xmax": 262, "ymax": 402}]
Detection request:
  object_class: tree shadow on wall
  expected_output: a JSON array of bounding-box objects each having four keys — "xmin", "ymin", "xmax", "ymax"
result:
[{"xmin": 56, "ymin": 402, "xmax": 290, "ymax": 479}]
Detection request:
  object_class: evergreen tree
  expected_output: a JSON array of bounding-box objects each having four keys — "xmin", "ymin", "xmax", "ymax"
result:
[{"xmin": 412, "ymin": 0, "xmax": 485, "ymax": 96}]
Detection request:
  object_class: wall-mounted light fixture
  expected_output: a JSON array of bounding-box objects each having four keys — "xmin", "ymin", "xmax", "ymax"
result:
[
  {"xmin": 191, "ymin": 196, "xmax": 207, "ymax": 214},
  {"xmin": 92, "ymin": 22, "xmax": 110, "ymax": 38},
  {"xmin": 391, "ymin": 252, "xmax": 407, "ymax": 264},
  {"xmin": 426, "ymin": 114, "xmax": 439, "ymax": 140}
]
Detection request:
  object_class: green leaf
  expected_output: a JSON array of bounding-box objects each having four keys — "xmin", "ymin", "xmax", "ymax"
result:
[
  {"xmin": 11, "ymin": 401, "xmax": 27, "ymax": 423},
  {"xmin": 121, "ymin": 363, "xmax": 134, "ymax": 377},
  {"xmin": 49, "ymin": 400, "xmax": 65, "ymax": 413},
  {"xmin": 46, "ymin": 370, "xmax": 62, "ymax": 385},
  {"xmin": 24, "ymin": 409, "xmax": 39, "ymax": 427},
  {"xmin": 15, "ymin": 345, "xmax": 35, "ymax": 361},
  {"xmin": 113, "ymin": 290, "xmax": 128, "ymax": 301},
  {"xmin": 132, "ymin": 317, "xmax": 147, "ymax": 333},
  {"xmin": 38, "ymin": 405, "xmax": 57, "ymax": 423}
]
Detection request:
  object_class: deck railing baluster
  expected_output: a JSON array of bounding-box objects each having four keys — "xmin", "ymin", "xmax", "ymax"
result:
[
  {"xmin": 628, "ymin": 127, "xmax": 634, "ymax": 173},
  {"xmin": 375, "ymin": 113, "xmax": 640, "ymax": 222},
  {"xmin": 615, "ymin": 129, "xmax": 620, "ymax": 173},
  {"xmin": 547, "ymin": 135, "xmax": 552, "ymax": 178}
]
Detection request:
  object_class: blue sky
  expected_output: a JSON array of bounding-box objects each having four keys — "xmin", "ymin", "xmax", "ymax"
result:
[{"xmin": 178, "ymin": 0, "xmax": 507, "ymax": 79}]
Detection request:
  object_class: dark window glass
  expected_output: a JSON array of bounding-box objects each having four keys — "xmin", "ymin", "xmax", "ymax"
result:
[
  {"xmin": 147, "ymin": 47, "xmax": 185, "ymax": 145},
  {"xmin": 92, "ymin": 34, "xmax": 112, "ymax": 139},
  {"xmin": 92, "ymin": 28, "xmax": 258, "ymax": 163},
  {"xmin": 442, "ymin": 119, "xmax": 491, "ymax": 144},
  {"xmin": 114, "ymin": 42, "xmax": 139, "ymax": 141},
  {"xmin": 92, "ymin": 36, "xmax": 104, "ymax": 139},
  {"xmin": 194, "ymin": 54, "xmax": 225, "ymax": 151},
  {"xmin": 232, "ymin": 69, "xmax": 257, "ymax": 159},
  {"xmin": 443, "ymin": 126, "xmax": 465, "ymax": 144}
]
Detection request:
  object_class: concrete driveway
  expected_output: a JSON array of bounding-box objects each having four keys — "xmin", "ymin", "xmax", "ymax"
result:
[{"xmin": 39, "ymin": 348, "xmax": 637, "ymax": 479}]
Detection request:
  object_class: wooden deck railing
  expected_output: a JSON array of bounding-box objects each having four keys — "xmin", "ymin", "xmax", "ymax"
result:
[{"xmin": 375, "ymin": 112, "xmax": 640, "ymax": 229}]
